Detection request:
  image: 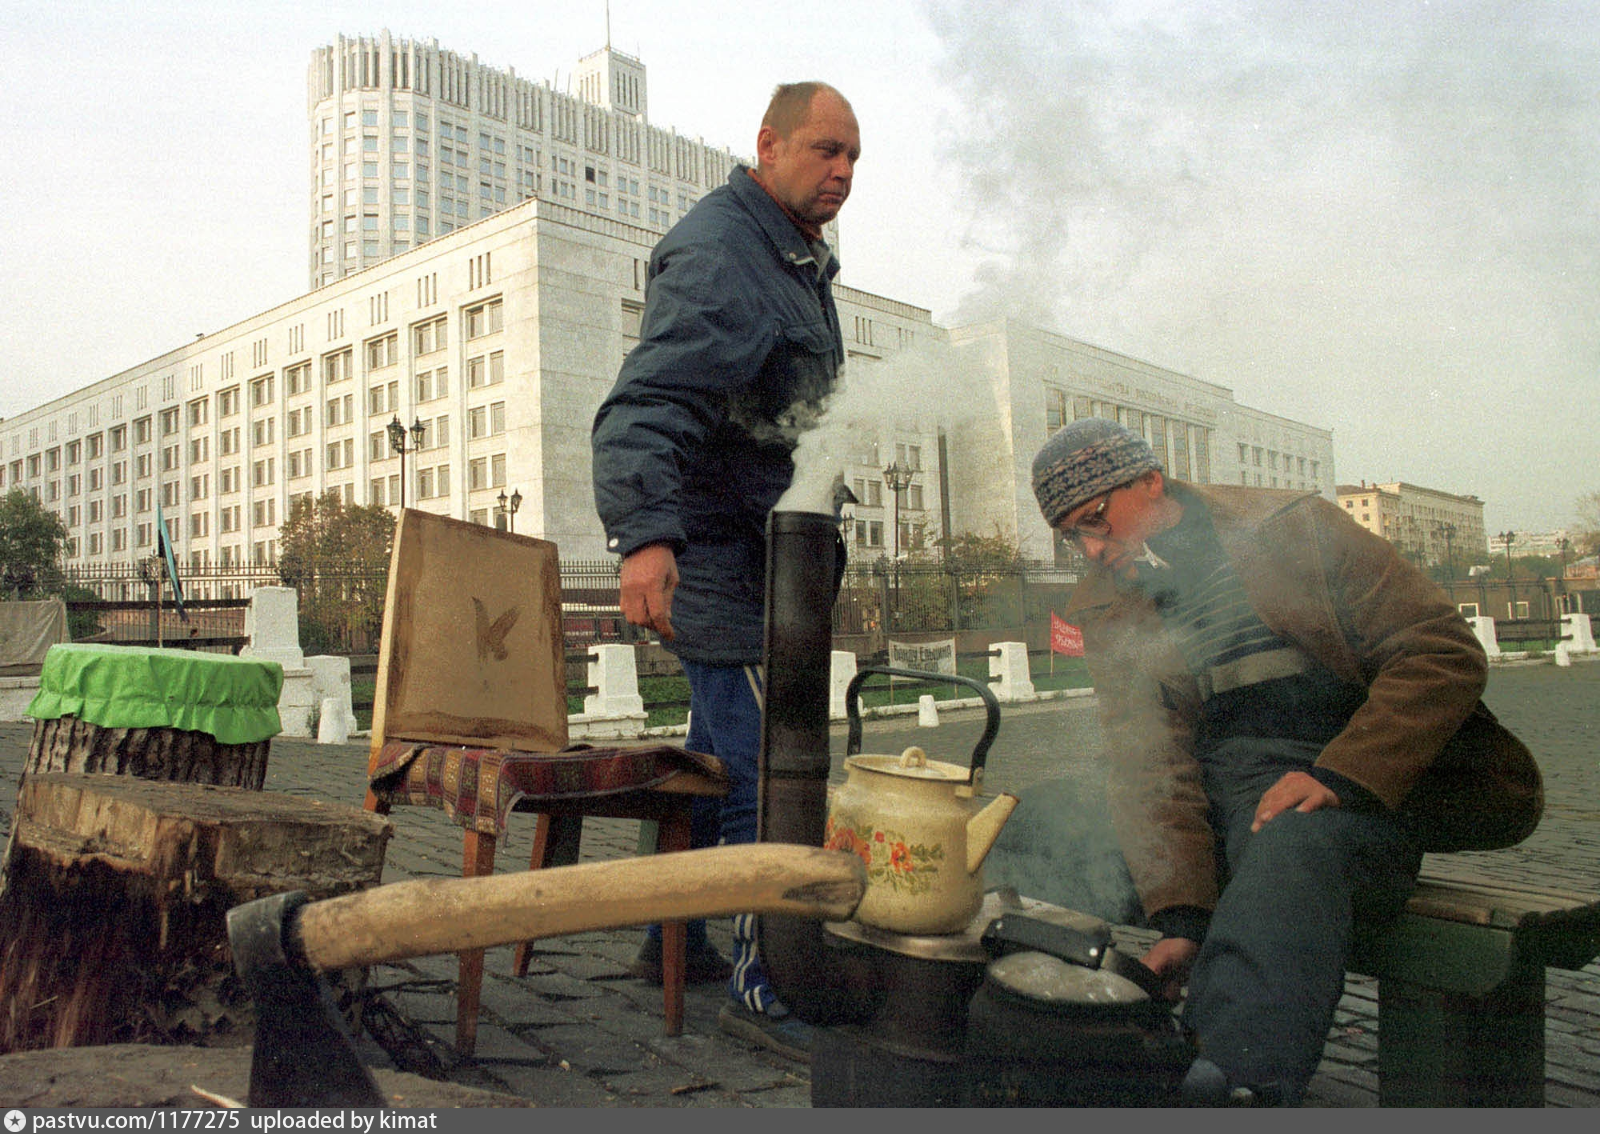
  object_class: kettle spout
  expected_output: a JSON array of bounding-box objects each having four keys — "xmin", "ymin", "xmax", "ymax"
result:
[{"xmin": 965, "ymin": 792, "xmax": 1020, "ymax": 875}]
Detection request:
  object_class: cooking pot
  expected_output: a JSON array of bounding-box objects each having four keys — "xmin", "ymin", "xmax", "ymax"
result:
[
  {"xmin": 961, "ymin": 908, "xmax": 1193, "ymax": 1107},
  {"xmin": 827, "ymin": 666, "xmax": 1018, "ymax": 934}
]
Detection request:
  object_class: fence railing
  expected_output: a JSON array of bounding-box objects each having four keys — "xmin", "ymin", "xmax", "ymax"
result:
[{"xmin": 61, "ymin": 557, "xmax": 1091, "ymax": 654}]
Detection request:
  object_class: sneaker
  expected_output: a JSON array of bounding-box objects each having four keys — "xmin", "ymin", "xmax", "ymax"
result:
[
  {"xmin": 717, "ymin": 1001, "xmax": 813, "ymax": 1063},
  {"xmin": 626, "ymin": 935, "xmax": 733, "ymax": 985}
]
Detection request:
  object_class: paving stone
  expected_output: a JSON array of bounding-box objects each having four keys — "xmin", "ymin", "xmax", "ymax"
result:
[
  {"xmin": 739, "ymin": 1082, "xmax": 811, "ymax": 1107},
  {"xmin": 550, "ymin": 952, "xmax": 633, "ymax": 981},
  {"xmin": 488, "ymin": 1061, "xmax": 623, "ymax": 1107},
  {"xmin": 532, "ymin": 1025, "xmax": 653, "ymax": 1075},
  {"xmin": 517, "ymin": 970, "xmax": 610, "ymax": 1000},
  {"xmin": 599, "ymin": 1066, "xmax": 725, "ymax": 1101},
  {"xmin": 466, "ymin": 1023, "xmax": 554, "ymax": 1065}
]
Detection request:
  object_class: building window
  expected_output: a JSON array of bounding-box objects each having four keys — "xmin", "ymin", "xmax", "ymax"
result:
[
  {"xmin": 365, "ymin": 333, "xmax": 398, "ymax": 370},
  {"xmin": 413, "ymin": 315, "xmax": 447, "ymax": 355},
  {"xmin": 465, "ymin": 298, "xmax": 503, "ymax": 340}
]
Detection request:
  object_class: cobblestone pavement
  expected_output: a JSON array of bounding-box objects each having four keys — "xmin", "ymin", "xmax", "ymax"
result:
[{"xmin": 1, "ymin": 658, "xmax": 1595, "ymax": 1107}]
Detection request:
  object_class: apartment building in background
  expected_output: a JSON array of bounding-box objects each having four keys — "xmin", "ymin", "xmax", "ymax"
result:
[{"xmin": 1336, "ymin": 480, "xmax": 1488, "ymax": 573}]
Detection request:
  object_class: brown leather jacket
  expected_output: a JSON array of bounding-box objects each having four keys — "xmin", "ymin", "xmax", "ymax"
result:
[{"xmin": 1064, "ymin": 482, "xmax": 1543, "ymax": 920}]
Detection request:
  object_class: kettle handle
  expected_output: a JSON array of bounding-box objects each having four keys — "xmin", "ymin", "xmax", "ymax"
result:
[{"xmin": 844, "ymin": 665, "xmax": 1001, "ymax": 787}]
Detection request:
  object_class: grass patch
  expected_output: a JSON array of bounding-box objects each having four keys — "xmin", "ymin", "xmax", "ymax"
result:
[
  {"xmin": 352, "ymin": 676, "xmax": 375, "ymax": 732},
  {"xmin": 361, "ymin": 653, "xmax": 1094, "ymax": 738}
]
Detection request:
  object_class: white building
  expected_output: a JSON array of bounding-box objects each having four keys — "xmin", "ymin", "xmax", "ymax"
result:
[
  {"xmin": 941, "ymin": 321, "xmax": 1334, "ymax": 562},
  {"xmin": 306, "ymin": 32, "xmax": 839, "ymax": 288},
  {"xmin": 0, "ymin": 36, "xmax": 1336, "ymax": 577}
]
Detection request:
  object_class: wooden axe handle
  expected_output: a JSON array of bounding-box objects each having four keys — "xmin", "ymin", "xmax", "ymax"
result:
[{"xmin": 294, "ymin": 843, "xmax": 865, "ymax": 972}]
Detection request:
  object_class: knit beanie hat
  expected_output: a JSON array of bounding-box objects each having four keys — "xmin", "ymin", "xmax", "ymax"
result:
[{"xmin": 1032, "ymin": 419, "xmax": 1162, "ymax": 527}]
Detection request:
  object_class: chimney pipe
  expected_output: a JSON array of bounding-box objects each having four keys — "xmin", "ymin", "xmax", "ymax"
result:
[{"xmin": 756, "ymin": 510, "xmax": 881, "ymax": 1025}]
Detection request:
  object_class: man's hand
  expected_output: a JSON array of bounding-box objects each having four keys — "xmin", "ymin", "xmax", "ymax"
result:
[
  {"xmin": 1141, "ymin": 936, "xmax": 1200, "ymax": 1002},
  {"xmin": 1251, "ymin": 770, "xmax": 1340, "ymax": 833},
  {"xmin": 619, "ymin": 544, "xmax": 678, "ymax": 641}
]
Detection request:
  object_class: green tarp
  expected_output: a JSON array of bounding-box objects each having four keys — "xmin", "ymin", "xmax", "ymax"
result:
[{"xmin": 27, "ymin": 643, "xmax": 283, "ymax": 745}]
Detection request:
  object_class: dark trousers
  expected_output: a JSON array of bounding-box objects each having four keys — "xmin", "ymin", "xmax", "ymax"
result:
[
  {"xmin": 645, "ymin": 662, "xmax": 777, "ymax": 1007},
  {"xmin": 1184, "ymin": 738, "xmax": 1422, "ymax": 1105}
]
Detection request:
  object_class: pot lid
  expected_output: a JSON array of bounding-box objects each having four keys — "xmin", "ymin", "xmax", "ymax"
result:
[
  {"xmin": 846, "ymin": 746, "xmax": 971, "ymax": 782},
  {"xmin": 986, "ymin": 950, "xmax": 1153, "ymax": 1009}
]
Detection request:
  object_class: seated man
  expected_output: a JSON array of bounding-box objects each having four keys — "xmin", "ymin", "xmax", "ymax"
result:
[{"xmin": 1032, "ymin": 418, "xmax": 1542, "ymax": 1105}]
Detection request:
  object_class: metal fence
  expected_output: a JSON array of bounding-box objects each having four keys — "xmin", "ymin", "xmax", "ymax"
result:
[
  {"xmin": 834, "ymin": 558, "xmax": 1082, "ymax": 642},
  {"xmin": 58, "ymin": 556, "xmax": 1089, "ymax": 655}
]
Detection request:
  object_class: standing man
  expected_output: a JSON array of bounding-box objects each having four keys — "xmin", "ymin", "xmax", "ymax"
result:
[
  {"xmin": 591, "ymin": 82, "xmax": 860, "ymax": 1062},
  {"xmin": 1031, "ymin": 418, "xmax": 1542, "ymax": 1105}
]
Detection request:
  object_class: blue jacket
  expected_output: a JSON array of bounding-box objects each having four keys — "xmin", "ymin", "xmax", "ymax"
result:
[{"xmin": 592, "ymin": 168, "xmax": 845, "ymax": 664}]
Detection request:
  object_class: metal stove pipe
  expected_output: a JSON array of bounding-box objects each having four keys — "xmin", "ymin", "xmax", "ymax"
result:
[{"xmin": 757, "ymin": 509, "xmax": 881, "ymax": 1026}]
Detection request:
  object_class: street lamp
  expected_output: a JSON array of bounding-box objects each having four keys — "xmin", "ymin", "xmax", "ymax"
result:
[
  {"xmin": 1497, "ymin": 530, "xmax": 1516, "ymax": 619},
  {"xmin": 387, "ymin": 415, "xmax": 427, "ymax": 508},
  {"xmin": 1497, "ymin": 530, "xmax": 1516, "ymax": 576},
  {"xmin": 1439, "ymin": 522, "xmax": 1456, "ymax": 583},
  {"xmin": 1557, "ymin": 537, "xmax": 1572, "ymax": 615},
  {"xmin": 883, "ymin": 460, "xmax": 915, "ymax": 561},
  {"xmin": 883, "ymin": 460, "xmax": 916, "ymax": 629},
  {"xmin": 496, "ymin": 487, "xmax": 523, "ymax": 533}
]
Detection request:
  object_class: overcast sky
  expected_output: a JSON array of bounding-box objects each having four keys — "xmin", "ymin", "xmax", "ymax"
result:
[{"xmin": 2, "ymin": 0, "xmax": 1594, "ymax": 536}]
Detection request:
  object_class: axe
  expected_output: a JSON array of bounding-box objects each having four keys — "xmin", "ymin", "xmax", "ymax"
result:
[{"xmin": 228, "ymin": 843, "xmax": 866, "ymax": 1107}]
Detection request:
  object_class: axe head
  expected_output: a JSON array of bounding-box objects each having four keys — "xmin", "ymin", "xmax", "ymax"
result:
[{"xmin": 228, "ymin": 890, "xmax": 388, "ymax": 1108}]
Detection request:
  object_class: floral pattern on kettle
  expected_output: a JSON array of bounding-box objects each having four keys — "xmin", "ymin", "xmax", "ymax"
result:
[{"xmin": 824, "ymin": 817, "xmax": 945, "ymax": 892}]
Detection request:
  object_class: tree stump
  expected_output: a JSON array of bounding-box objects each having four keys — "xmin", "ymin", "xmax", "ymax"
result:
[
  {"xmin": 0, "ymin": 773, "xmax": 391, "ymax": 1054},
  {"xmin": 26, "ymin": 716, "xmax": 269, "ymax": 789}
]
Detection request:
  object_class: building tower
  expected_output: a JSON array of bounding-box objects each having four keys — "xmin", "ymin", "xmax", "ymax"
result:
[{"xmin": 306, "ymin": 31, "xmax": 744, "ymax": 288}]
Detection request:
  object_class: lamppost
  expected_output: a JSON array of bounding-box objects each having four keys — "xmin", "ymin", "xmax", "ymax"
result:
[
  {"xmin": 496, "ymin": 487, "xmax": 523, "ymax": 533},
  {"xmin": 882, "ymin": 461, "xmax": 915, "ymax": 561},
  {"xmin": 883, "ymin": 460, "xmax": 916, "ymax": 627},
  {"xmin": 387, "ymin": 415, "xmax": 427, "ymax": 508},
  {"xmin": 1557, "ymin": 536, "xmax": 1571, "ymax": 615},
  {"xmin": 1497, "ymin": 530, "xmax": 1516, "ymax": 619},
  {"xmin": 1439, "ymin": 522, "xmax": 1456, "ymax": 584}
]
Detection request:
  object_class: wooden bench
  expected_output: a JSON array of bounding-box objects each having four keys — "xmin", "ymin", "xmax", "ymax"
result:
[{"xmin": 1349, "ymin": 870, "xmax": 1600, "ymax": 1106}]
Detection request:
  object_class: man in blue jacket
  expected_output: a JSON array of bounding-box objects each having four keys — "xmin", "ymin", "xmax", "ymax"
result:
[{"xmin": 591, "ymin": 81, "xmax": 859, "ymax": 1061}]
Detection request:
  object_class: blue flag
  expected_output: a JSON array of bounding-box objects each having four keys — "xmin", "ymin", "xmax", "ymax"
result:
[{"xmin": 154, "ymin": 498, "xmax": 188, "ymax": 620}]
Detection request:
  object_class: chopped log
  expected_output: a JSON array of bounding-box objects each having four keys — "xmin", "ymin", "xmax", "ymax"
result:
[
  {"xmin": 0, "ymin": 773, "xmax": 391, "ymax": 1054},
  {"xmin": 26, "ymin": 716, "xmax": 269, "ymax": 789}
]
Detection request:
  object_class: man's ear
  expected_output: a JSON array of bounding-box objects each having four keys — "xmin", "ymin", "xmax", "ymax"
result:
[
  {"xmin": 1141, "ymin": 469, "xmax": 1166, "ymax": 497},
  {"xmin": 754, "ymin": 124, "xmax": 779, "ymax": 171}
]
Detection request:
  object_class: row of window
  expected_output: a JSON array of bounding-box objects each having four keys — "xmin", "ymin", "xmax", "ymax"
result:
[
  {"xmin": 1044, "ymin": 391, "xmax": 1212, "ymax": 484},
  {"xmin": 1237, "ymin": 442, "xmax": 1319, "ymax": 480}
]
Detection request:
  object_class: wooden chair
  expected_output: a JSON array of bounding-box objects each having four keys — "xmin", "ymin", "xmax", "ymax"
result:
[{"xmin": 362, "ymin": 510, "xmax": 727, "ymax": 1054}]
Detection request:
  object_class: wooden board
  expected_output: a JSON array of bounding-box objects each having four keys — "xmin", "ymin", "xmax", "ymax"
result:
[
  {"xmin": 1406, "ymin": 870, "xmax": 1600, "ymax": 930},
  {"xmin": 371, "ymin": 510, "xmax": 568, "ymax": 756}
]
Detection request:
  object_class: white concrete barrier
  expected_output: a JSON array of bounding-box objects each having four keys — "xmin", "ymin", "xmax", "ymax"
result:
[
  {"xmin": 1468, "ymin": 616, "xmax": 1502, "ymax": 658},
  {"xmin": 830, "ymin": 650, "xmax": 858, "ymax": 721},
  {"xmin": 989, "ymin": 641, "xmax": 1036, "ymax": 702},
  {"xmin": 242, "ymin": 586, "xmax": 305, "ymax": 670},
  {"xmin": 584, "ymin": 644, "xmax": 646, "ymax": 717},
  {"xmin": 1563, "ymin": 613, "xmax": 1596, "ymax": 652},
  {"xmin": 317, "ymin": 695, "xmax": 351, "ymax": 744},
  {"xmin": 306, "ymin": 655, "xmax": 353, "ymax": 739},
  {"xmin": 568, "ymin": 643, "xmax": 648, "ymax": 740},
  {"xmin": 1555, "ymin": 641, "xmax": 1572, "ymax": 668},
  {"xmin": 918, "ymin": 694, "xmax": 940, "ymax": 727}
]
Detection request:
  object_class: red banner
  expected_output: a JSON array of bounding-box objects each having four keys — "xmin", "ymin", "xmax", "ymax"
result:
[{"xmin": 1050, "ymin": 612, "xmax": 1084, "ymax": 657}]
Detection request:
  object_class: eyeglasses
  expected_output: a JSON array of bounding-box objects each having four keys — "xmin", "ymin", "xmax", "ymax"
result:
[{"xmin": 1063, "ymin": 485, "xmax": 1123, "ymax": 547}]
